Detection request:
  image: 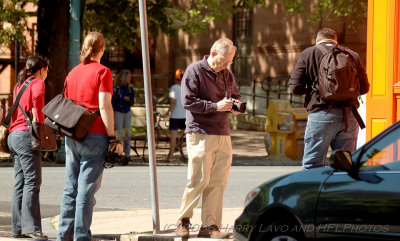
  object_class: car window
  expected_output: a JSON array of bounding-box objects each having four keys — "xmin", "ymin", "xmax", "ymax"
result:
[
  {"xmin": 359, "ymin": 128, "xmax": 400, "ymax": 171},
  {"xmin": 380, "ymin": 161, "xmax": 400, "ymax": 170}
]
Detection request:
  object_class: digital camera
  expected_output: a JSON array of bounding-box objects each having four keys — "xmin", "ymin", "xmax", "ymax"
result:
[
  {"xmin": 104, "ymin": 151, "xmax": 130, "ymax": 168},
  {"xmin": 230, "ymin": 98, "xmax": 247, "ymax": 113}
]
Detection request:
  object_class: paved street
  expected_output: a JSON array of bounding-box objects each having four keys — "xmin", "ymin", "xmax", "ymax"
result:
[
  {"xmin": 0, "ymin": 166, "xmax": 301, "ymax": 237},
  {"xmin": 0, "ymin": 166, "xmax": 301, "ymax": 212}
]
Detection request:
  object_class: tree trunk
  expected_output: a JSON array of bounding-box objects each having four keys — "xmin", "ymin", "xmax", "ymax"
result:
[{"xmin": 36, "ymin": 0, "xmax": 70, "ymax": 103}]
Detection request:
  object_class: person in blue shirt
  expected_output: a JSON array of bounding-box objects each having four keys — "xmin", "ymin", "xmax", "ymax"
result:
[{"xmin": 112, "ymin": 69, "xmax": 135, "ymax": 159}]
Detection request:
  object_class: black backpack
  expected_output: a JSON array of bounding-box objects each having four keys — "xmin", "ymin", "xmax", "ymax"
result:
[
  {"xmin": 316, "ymin": 44, "xmax": 360, "ymax": 103},
  {"xmin": 315, "ymin": 44, "xmax": 365, "ymax": 130}
]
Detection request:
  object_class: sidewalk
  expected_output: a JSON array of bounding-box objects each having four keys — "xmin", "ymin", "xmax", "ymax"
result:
[
  {"xmin": 0, "ymin": 208, "xmax": 243, "ymax": 241},
  {"xmin": 62, "ymin": 208, "xmax": 241, "ymax": 241},
  {"xmin": 0, "ymin": 129, "xmax": 302, "ymax": 166}
]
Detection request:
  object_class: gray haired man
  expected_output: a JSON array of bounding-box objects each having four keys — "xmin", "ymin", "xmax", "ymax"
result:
[{"xmin": 176, "ymin": 38, "xmax": 242, "ymax": 239}]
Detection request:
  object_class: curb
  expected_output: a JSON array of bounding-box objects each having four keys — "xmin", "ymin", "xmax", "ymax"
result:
[{"xmin": 120, "ymin": 233, "xmax": 233, "ymax": 241}]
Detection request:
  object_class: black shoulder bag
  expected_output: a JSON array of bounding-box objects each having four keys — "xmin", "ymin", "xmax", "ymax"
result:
[{"xmin": 42, "ymin": 81, "xmax": 99, "ymax": 142}]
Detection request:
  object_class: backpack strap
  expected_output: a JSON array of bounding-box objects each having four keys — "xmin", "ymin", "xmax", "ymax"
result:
[
  {"xmin": 352, "ymin": 104, "xmax": 366, "ymax": 129},
  {"xmin": 341, "ymin": 104, "xmax": 366, "ymax": 133},
  {"xmin": 312, "ymin": 44, "xmax": 331, "ymax": 93},
  {"xmin": 336, "ymin": 45, "xmax": 347, "ymax": 52},
  {"xmin": 316, "ymin": 44, "xmax": 330, "ymax": 55}
]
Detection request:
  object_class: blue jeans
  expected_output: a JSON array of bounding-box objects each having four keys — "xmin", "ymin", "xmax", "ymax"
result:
[
  {"xmin": 114, "ymin": 111, "xmax": 132, "ymax": 157},
  {"xmin": 57, "ymin": 133, "xmax": 108, "ymax": 241},
  {"xmin": 302, "ymin": 107, "xmax": 359, "ymax": 169},
  {"xmin": 8, "ymin": 131, "xmax": 42, "ymax": 236}
]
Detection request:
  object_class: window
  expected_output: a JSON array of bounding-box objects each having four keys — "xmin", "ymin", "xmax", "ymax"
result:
[
  {"xmin": 106, "ymin": 46, "xmax": 125, "ymax": 63},
  {"xmin": 233, "ymin": 9, "xmax": 253, "ymax": 85},
  {"xmin": 359, "ymin": 126, "xmax": 400, "ymax": 169},
  {"xmin": 234, "ymin": 9, "xmax": 252, "ymax": 40}
]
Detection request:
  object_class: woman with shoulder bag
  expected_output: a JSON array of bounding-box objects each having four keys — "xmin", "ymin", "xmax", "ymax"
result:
[
  {"xmin": 57, "ymin": 32, "xmax": 123, "ymax": 241},
  {"xmin": 7, "ymin": 55, "xmax": 49, "ymax": 240},
  {"xmin": 112, "ymin": 69, "xmax": 135, "ymax": 159}
]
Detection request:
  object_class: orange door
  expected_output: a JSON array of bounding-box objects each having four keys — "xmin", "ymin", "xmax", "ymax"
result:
[
  {"xmin": 394, "ymin": 0, "xmax": 400, "ymax": 122},
  {"xmin": 366, "ymin": 0, "xmax": 399, "ymax": 140}
]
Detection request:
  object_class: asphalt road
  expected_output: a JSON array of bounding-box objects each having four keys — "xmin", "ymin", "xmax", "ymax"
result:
[{"xmin": 0, "ymin": 165, "xmax": 301, "ymax": 222}]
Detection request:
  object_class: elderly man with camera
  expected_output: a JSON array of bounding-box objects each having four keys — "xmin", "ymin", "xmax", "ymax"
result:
[{"xmin": 175, "ymin": 37, "xmax": 243, "ymax": 239}]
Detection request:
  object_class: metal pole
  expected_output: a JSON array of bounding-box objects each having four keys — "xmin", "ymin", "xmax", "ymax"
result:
[
  {"xmin": 252, "ymin": 78, "xmax": 256, "ymax": 116},
  {"xmin": 69, "ymin": 0, "xmax": 81, "ymax": 71},
  {"xmin": 138, "ymin": 0, "xmax": 160, "ymax": 234}
]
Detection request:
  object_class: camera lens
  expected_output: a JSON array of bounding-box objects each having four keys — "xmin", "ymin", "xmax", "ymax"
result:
[{"xmin": 233, "ymin": 101, "xmax": 246, "ymax": 113}]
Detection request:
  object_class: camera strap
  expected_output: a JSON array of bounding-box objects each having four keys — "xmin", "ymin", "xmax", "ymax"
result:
[{"xmin": 221, "ymin": 70, "xmax": 231, "ymax": 98}]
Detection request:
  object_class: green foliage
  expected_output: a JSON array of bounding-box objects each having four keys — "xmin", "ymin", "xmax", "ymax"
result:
[
  {"xmin": 83, "ymin": 0, "xmax": 235, "ymax": 52},
  {"xmin": 167, "ymin": 0, "xmax": 233, "ymax": 34},
  {"xmin": 84, "ymin": 0, "xmax": 140, "ymax": 52},
  {"xmin": 131, "ymin": 125, "xmax": 146, "ymax": 135},
  {"xmin": 270, "ymin": 0, "xmax": 368, "ymax": 30},
  {"xmin": 0, "ymin": 0, "xmax": 37, "ymax": 45},
  {"xmin": 1, "ymin": 0, "xmax": 367, "ymax": 52},
  {"xmin": 83, "ymin": 0, "xmax": 367, "ymax": 53}
]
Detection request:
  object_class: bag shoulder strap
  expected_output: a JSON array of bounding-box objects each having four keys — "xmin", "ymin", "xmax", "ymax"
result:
[
  {"xmin": 2, "ymin": 77, "xmax": 35, "ymax": 127},
  {"xmin": 62, "ymin": 80, "xmax": 68, "ymax": 96},
  {"xmin": 18, "ymin": 104, "xmax": 33, "ymax": 131}
]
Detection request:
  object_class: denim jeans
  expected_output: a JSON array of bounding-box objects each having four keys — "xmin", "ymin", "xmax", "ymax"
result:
[
  {"xmin": 114, "ymin": 111, "xmax": 132, "ymax": 157},
  {"xmin": 7, "ymin": 130, "xmax": 42, "ymax": 236},
  {"xmin": 57, "ymin": 133, "xmax": 108, "ymax": 241},
  {"xmin": 302, "ymin": 107, "xmax": 359, "ymax": 169}
]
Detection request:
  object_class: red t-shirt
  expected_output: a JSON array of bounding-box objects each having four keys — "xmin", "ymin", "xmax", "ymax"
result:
[
  {"xmin": 64, "ymin": 60, "xmax": 113, "ymax": 134},
  {"xmin": 9, "ymin": 76, "xmax": 45, "ymax": 133}
]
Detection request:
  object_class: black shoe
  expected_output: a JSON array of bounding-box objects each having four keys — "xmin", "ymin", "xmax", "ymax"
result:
[
  {"xmin": 165, "ymin": 155, "xmax": 173, "ymax": 162},
  {"xmin": 13, "ymin": 234, "xmax": 28, "ymax": 238},
  {"xmin": 25, "ymin": 232, "xmax": 48, "ymax": 240}
]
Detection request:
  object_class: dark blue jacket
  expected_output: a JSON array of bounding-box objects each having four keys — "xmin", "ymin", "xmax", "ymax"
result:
[{"xmin": 112, "ymin": 85, "xmax": 135, "ymax": 113}]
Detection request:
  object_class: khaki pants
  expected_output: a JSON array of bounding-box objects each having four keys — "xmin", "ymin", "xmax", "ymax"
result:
[{"xmin": 178, "ymin": 132, "xmax": 232, "ymax": 227}]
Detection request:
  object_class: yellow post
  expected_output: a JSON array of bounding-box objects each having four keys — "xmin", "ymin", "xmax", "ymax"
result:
[
  {"xmin": 265, "ymin": 100, "xmax": 293, "ymax": 161},
  {"xmin": 286, "ymin": 108, "xmax": 308, "ymax": 160}
]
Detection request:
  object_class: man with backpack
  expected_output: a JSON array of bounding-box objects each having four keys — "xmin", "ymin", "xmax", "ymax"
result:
[{"xmin": 289, "ymin": 28, "xmax": 369, "ymax": 170}]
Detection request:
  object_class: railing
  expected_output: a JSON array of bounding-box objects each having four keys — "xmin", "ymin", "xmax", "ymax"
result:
[
  {"xmin": 131, "ymin": 74, "xmax": 170, "ymax": 108},
  {"xmin": 237, "ymin": 77, "xmax": 305, "ymax": 116},
  {"xmin": 261, "ymin": 76, "xmax": 304, "ymax": 108},
  {"xmin": 130, "ymin": 74, "xmax": 305, "ymax": 115},
  {"xmin": 132, "ymin": 87, "xmax": 169, "ymax": 108}
]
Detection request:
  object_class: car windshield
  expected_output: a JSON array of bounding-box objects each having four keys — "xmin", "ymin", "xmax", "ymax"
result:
[{"xmin": 359, "ymin": 125, "xmax": 400, "ymax": 171}]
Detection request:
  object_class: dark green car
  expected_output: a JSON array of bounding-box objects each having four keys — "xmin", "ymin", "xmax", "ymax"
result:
[{"xmin": 234, "ymin": 121, "xmax": 400, "ymax": 241}]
